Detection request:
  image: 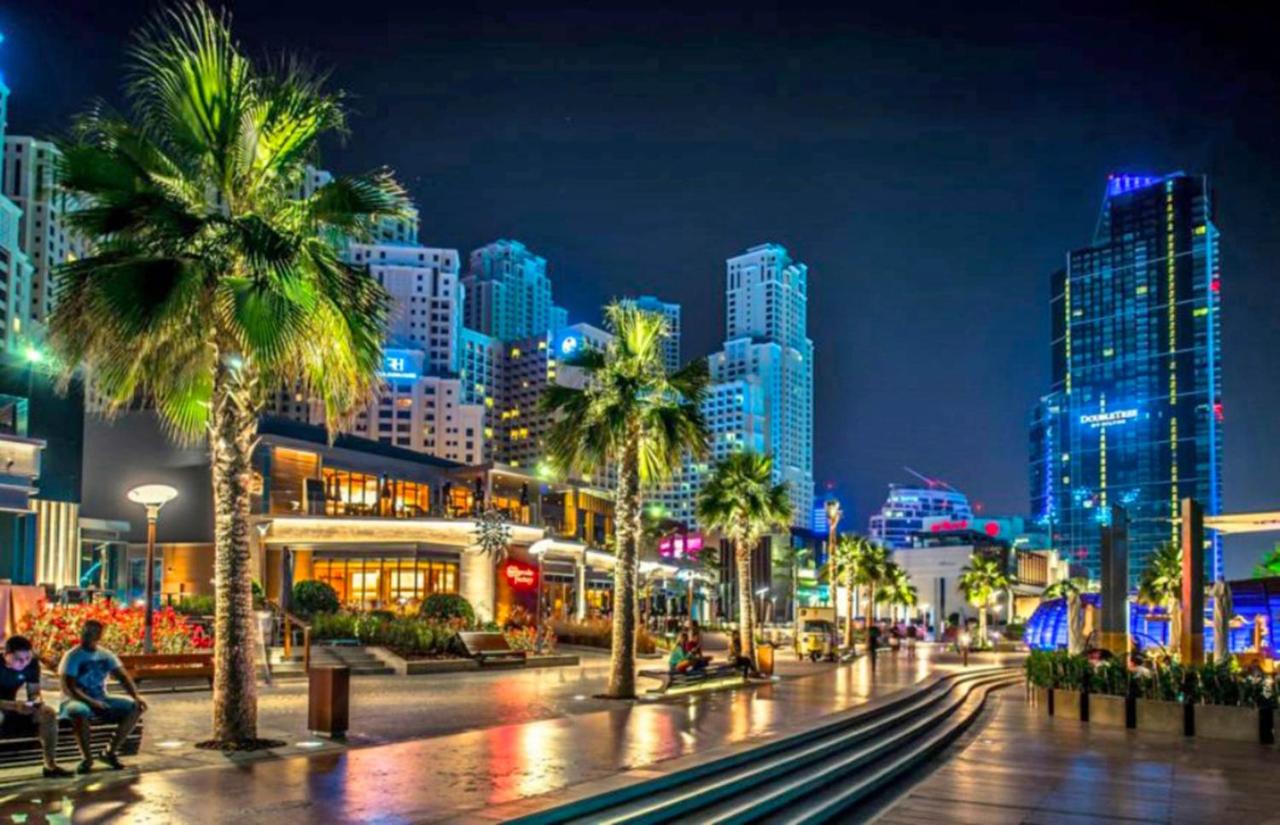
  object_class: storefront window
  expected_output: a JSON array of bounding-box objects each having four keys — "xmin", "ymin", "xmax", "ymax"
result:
[{"xmin": 312, "ymin": 555, "xmax": 458, "ymax": 611}]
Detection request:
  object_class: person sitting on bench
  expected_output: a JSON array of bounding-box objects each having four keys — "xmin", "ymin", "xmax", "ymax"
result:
[
  {"xmin": 58, "ymin": 620, "xmax": 147, "ymax": 773},
  {"xmin": 0, "ymin": 635, "xmax": 71, "ymax": 778},
  {"xmin": 669, "ymin": 632, "xmax": 694, "ymax": 673},
  {"xmin": 728, "ymin": 634, "xmax": 754, "ymax": 678},
  {"xmin": 682, "ymin": 620, "xmax": 710, "ymax": 670}
]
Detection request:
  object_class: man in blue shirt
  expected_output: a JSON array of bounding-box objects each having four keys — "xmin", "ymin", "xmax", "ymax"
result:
[{"xmin": 58, "ymin": 619, "xmax": 147, "ymax": 773}]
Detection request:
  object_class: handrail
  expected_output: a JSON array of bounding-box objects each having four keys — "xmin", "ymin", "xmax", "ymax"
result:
[{"xmin": 268, "ymin": 600, "xmax": 312, "ymax": 673}]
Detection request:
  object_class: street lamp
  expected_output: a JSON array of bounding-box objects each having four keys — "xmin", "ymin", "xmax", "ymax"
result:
[{"xmin": 128, "ymin": 484, "xmax": 179, "ymax": 653}]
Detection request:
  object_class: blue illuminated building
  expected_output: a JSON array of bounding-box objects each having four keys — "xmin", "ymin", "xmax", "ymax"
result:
[{"xmin": 1031, "ymin": 172, "xmax": 1223, "ymax": 585}]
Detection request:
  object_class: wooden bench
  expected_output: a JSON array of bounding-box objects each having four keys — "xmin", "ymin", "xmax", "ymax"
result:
[
  {"xmin": 639, "ymin": 661, "xmax": 748, "ymax": 694},
  {"xmin": 0, "ymin": 719, "xmax": 143, "ymax": 770},
  {"xmin": 457, "ymin": 632, "xmax": 527, "ymax": 666},
  {"xmin": 120, "ymin": 653, "xmax": 215, "ymax": 686}
]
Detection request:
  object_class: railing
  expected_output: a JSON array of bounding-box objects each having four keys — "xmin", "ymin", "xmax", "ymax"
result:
[{"xmin": 269, "ymin": 600, "xmax": 312, "ymax": 673}]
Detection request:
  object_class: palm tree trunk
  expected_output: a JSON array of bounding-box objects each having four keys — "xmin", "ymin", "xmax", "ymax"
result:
[
  {"xmin": 978, "ymin": 606, "xmax": 988, "ymax": 646},
  {"xmin": 209, "ymin": 356, "xmax": 260, "ymax": 744},
  {"xmin": 736, "ymin": 538, "xmax": 757, "ymax": 666},
  {"xmin": 865, "ymin": 582, "xmax": 876, "ymax": 644},
  {"xmin": 843, "ymin": 569, "xmax": 855, "ymax": 648},
  {"xmin": 605, "ymin": 434, "xmax": 640, "ymax": 699}
]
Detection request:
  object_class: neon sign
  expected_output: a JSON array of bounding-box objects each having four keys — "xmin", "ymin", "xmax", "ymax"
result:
[
  {"xmin": 658, "ymin": 533, "xmax": 704, "ymax": 559},
  {"xmin": 501, "ymin": 560, "xmax": 538, "ymax": 590},
  {"xmin": 1079, "ymin": 409, "xmax": 1137, "ymax": 428}
]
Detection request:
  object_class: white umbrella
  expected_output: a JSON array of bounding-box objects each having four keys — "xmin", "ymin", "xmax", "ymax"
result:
[
  {"xmin": 1211, "ymin": 579, "xmax": 1232, "ymax": 665},
  {"xmin": 1067, "ymin": 591, "xmax": 1084, "ymax": 655}
]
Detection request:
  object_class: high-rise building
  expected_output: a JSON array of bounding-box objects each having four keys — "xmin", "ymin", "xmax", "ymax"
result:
[
  {"xmin": 3, "ymin": 136, "xmax": 88, "ymax": 327},
  {"xmin": 347, "ymin": 348, "xmax": 484, "ymax": 464},
  {"xmin": 1031, "ymin": 172, "xmax": 1223, "ymax": 584},
  {"xmin": 868, "ymin": 482, "xmax": 973, "ymax": 549},
  {"xmin": 349, "ymin": 242, "xmax": 462, "ymax": 375},
  {"xmin": 462, "ymin": 240, "xmax": 567, "ymax": 343},
  {"xmin": 629, "ymin": 295, "xmax": 681, "ymax": 372},
  {"xmin": 0, "ymin": 75, "xmax": 33, "ymax": 354},
  {"xmin": 650, "ymin": 243, "xmax": 814, "ymax": 528}
]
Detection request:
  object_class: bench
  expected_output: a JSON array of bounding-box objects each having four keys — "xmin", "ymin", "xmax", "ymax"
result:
[
  {"xmin": 120, "ymin": 653, "xmax": 215, "ymax": 686},
  {"xmin": 0, "ymin": 719, "xmax": 143, "ymax": 770},
  {"xmin": 457, "ymin": 632, "xmax": 527, "ymax": 666},
  {"xmin": 639, "ymin": 661, "xmax": 748, "ymax": 694}
]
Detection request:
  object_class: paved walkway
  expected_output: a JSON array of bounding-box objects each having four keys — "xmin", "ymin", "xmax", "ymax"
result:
[
  {"xmin": 873, "ymin": 690, "xmax": 1280, "ymax": 824},
  {"xmin": 0, "ymin": 648, "xmax": 969, "ymax": 823}
]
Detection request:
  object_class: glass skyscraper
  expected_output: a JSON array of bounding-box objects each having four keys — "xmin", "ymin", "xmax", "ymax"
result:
[{"xmin": 1032, "ymin": 172, "xmax": 1223, "ymax": 585}]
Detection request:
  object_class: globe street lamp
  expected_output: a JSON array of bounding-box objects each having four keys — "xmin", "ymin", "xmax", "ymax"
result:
[{"xmin": 128, "ymin": 484, "xmax": 179, "ymax": 653}]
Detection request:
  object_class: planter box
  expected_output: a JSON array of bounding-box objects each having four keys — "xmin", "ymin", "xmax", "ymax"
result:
[
  {"xmin": 1090, "ymin": 694, "xmax": 1133, "ymax": 728},
  {"xmin": 1030, "ymin": 686, "xmax": 1053, "ymax": 715},
  {"xmin": 1052, "ymin": 689, "xmax": 1088, "ymax": 721},
  {"xmin": 1195, "ymin": 704, "xmax": 1274, "ymax": 744},
  {"xmin": 1136, "ymin": 698, "xmax": 1190, "ymax": 736}
]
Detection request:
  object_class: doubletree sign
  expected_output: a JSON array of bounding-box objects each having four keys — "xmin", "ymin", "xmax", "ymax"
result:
[
  {"xmin": 1078, "ymin": 409, "xmax": 1138, "ymax": 428},
  {"xmin": 501, "ymin": 560, "xmax": 538, "ymax": 590}
]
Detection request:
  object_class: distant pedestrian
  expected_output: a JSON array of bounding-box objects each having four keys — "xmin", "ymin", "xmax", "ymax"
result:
[{"xmin": 906, "ymin": 623, "xmax": 919, "ymax": 658}]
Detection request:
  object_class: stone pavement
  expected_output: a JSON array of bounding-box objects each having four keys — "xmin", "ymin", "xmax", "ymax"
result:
[
  {"xmin": 872, "ymin": 689, "xmax": 1280, "ymax": 824},
  {"xmin": 0, "ymin": 646, "xmax": 970, "ymax": 823}
]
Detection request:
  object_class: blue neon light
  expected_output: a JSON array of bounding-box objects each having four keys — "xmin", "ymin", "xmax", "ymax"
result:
[{"xmin": 1106, "ymin": 174, "xmax": 1162, "ymax": 197}]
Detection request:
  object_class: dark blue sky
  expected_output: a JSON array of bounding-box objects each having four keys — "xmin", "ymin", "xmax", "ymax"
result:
[{"xmin": 3, "ymin": 1, "xmax": 1278, "ymax": 575}]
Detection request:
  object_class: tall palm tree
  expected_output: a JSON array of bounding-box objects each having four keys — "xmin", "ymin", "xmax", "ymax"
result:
[
  {"xmin": 542, "ymin": 303, "xmax": 708, "ymax": 698},
  {"xmin": 1042, "ymin": 577, "xmax": 1094, "ymax": 601},
  {"xmin": 697, "ymin": 452, "xmax": 793, "ymax": 667},
  {"xmin": 854, "ymin": 541, "xmax": 890, "ymax": 641},
  {"xmin": 824, "ymin": 499, "xmax": 842, "ymax": 609},
  {"xmin": 957, "ymin": 555, "xmax": 1011, "ymax": 646},
  {"xmin": 1253, "ymin": 544, "xmax": 1280, "ymax": 579},
  {"xmin": 825, "ymin": 534, "xmax": 866, "ymax": 648},
  {"xmin": 50, "ymin": 3, "xmax": 406, "ymax": 746},
  {"xmin": 1138, "ymin": 540, "xmax": 1183, "ymax": 657}
]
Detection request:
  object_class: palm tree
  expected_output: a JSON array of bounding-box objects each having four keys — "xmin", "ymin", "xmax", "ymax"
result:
[
  {"xmin": 542, "ymin": 303, "xmax": 708, "ymax": 698},
  {"xmin": 50, "ymin": 3, "xmax": 406, "ymax": 747},
  {"xmin": 1253, "ymin": 544, "xmax": 1280, "ymax": 579},
  {"xmin": 824, "ymin": 534, "xmax": 862, "ymax": 648},
  {"xmin": 1042, "ymin": 577, "xmax": 1094, "ymax": 601},
  {"xmin": 1138, "ymin": 540, "xmax": 1183, "ymax": 657},
  {"xmin": 823, "ymin": 499, "xmax": 842, "ymax": 610},
  {"xmin": 854, "ymin": 541, "xmax": 890, "ymax": 642},
  {"xmin": 697, "ymin": 452, "xmax": 793, "ymax": 667},
  {"xmin": 957, "ymin": 555, "xmax": 1011, "ymax": 646},
  {"xmin": 879, "ymin": 563, "xmax": 918, "ymax": 623}
]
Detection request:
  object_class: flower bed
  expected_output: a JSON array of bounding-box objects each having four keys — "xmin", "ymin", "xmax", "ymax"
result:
[
  {"xmin": 552, "ymin": 618, "xmax": 657, "ymax": 654},
  {"xmin": 19, "ymin": 602, "xmax": 212, "ymax": 669}
]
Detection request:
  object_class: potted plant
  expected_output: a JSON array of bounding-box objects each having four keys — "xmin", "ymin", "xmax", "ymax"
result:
[
  {"xmin": 1193, "ymin": 662, "xmax": 1277, "ymax": 744},
  {"xmin": 1135, "ymin": 660, "xmax": 1192, "ymax": 736},
  {"xmin": 1089, "ymin": 658, "xmax": 1134, "ymax": 728},
  {"xmin": 1050, "ymin": 651, "xmax": 1090, "ymax": 721},
  {"xmin": 1024, "ymin": 650, "xmax": 1055, "ymax": 713}
]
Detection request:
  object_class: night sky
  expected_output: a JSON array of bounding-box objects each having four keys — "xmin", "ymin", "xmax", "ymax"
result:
[{"xmin": 3, "ymin": 2, "xmax": 1278, "ymax": 575}]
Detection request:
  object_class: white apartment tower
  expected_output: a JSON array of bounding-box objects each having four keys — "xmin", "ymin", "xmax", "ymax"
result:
[{"xmin": 631, "ymin": 295, "xmax": 681, "ymax": 372}]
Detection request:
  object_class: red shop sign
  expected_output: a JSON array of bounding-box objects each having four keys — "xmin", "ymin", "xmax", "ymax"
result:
[{"xmin": 502, "ymin": 560, "xmax": 538, "ymax": 590}]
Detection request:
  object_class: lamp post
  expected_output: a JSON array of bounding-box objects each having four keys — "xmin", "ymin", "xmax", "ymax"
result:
[{"xmin": 128, "ymin": 484, "xmax": 179, "ymax": 653}]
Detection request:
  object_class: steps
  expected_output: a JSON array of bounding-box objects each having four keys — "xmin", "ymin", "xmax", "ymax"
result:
[
  {"xmin": 268, "ymin": 645, "xmax": 396, "ymax": 677},
  {"xmin": 512, "ymin": 665, "xmax": 1020, "ymax": 825}
]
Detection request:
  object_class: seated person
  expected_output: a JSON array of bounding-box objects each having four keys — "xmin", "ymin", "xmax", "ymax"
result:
[
  {"xmin": 0, "ymin": 636, "xmax": 71, "ymax": 778},
  {"xmin": 58, "ymin": 620, "xmax": 148, "ymax": 774},
  {"xmin": 669, "ymin": 631, "xmax": 694, "ymax": 673},
  {"xmin": 682, "ymin": 620, "xmax": 709, "ymax": 670}
]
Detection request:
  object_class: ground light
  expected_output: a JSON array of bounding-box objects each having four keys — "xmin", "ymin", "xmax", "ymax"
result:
[{"xmin": 127, "ymin": 483, "xmax": 179, "ymax": 652}]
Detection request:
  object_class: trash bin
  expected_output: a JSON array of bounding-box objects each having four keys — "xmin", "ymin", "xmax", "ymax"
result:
[
  {"xmin": 756, "ymin": 642, "xmax": 776, "ymax": 677},
  {"xmin": 308, "ymin": 665, "xmax": 350, "ymax": 738}
]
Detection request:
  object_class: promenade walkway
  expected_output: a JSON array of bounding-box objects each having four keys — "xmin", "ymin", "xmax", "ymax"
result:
[
  {"xmin": 873, "ymin": 690, "xmax": 1280, "ymax": 824},
  {"xmin": 0, "ymin": 648, "xmax": 971, "ymax": 824}
]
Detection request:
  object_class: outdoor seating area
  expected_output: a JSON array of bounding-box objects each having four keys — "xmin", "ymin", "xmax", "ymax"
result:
[
  {"xmin": 639, "ymin": 662, "xmax": 749, "ymax": 694},
  {"xmin": 0, "ymin": 720, "xmax": 143, "ymax": 770}
]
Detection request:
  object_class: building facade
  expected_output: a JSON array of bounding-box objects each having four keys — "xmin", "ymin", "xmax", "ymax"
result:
[
  {"xmin": 350, "ymin": 242, "xmax": 462, "ymax": 375},
  {"xmin": 1031, "ymin": 173, "xmax": 1223, "ymax": 584},
  {"xmin": 868, "ymin": 483, "xmax": 974, "ymax": 549}
]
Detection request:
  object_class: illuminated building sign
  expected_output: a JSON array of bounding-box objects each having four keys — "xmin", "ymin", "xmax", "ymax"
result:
[
  {"xmin": 1078, "ymin": 409, "xmax": 1138, "ymax": 428},
  {"xmin": 658, "ymin": 533, "xmax": 704, "ymax": 559},
  {"xmin": 1106, "ymin": 174, "xmax": 1161, "ymax": 197},
  {"xmin": 501, "ymin": 560, "xmax": 538, "ymax": 590},
  {"xmin": 379, "ymin": 350, "xmax": 419, "ymax": 380}
]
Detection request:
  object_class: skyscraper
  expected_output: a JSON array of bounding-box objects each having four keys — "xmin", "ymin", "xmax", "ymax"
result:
[
  {"xmin": 463, "ymin": 240, "xmax": 567, "ymax": 343},
  {"xmin": 0, "ymin": 74, "xmax": 33, "ymax": 353},
  {"xmin": 650, "ymin": 243, "xmax": 814, "ymax": 528},
  {"xmin": 349, "ymin": 242, "xmax": 462, "ymax": 375},
  {"xmin": 1032, "ymin": 172, "xmax": 1223, "ymax": 584},
  {"xmin": 3, "ymin": 137, "xmax": 88, "ymax": 328},
  {"xmin": 630, "ymin": 295, "xmax": 681, "ymax": 372}
]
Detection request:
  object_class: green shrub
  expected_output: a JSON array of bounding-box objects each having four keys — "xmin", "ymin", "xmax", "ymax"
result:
[
  {"xmin": 311, "ymin": 612, "xmax": 358, "ymax": 640},
  {"xmin": 1092, "ymin": 658, "xmax": 1130, "ymax": 696},
  {"xmin": 1024, "ymin": 650, "xmax": 1091, "ymax": 690},
  {"xmin": 421, "ymin": 593, "xmax": 475, "ymax": 625},
  {"xmin": 1004, "ymin": 622, "xmax": 1026, "ymax": 643},
  {"xmin": 292, "ymin": 580, "xmax": 340, "ymax": 617},
  {"xmin": 174, "ymin": 594, "xmax": 216, "ymax": 616}
]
